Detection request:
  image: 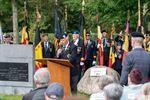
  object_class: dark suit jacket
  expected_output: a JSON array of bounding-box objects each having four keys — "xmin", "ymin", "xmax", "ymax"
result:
[
  {"xmin": 22, "ymin": 86, "xmax": 47, "ymax": 100},
  {"xmin": 57, "ymin": 43, "xmax": 70, "ymax": 59},
  {"xmin": 41, "ymin": 41, "xmax": 55, "ymax": 58},
  {"xmin": 85, "ymin": 39, "xmax": 96, "ymax": 61},
  {"xmin": 120, "ymin": 48, "xmax": 150, "ymax": 86},
  {"xmin": 69, "ymin": 38, "xmax": 84, "ymax": 76},
  {"xmin": 113, "ymin": 49, "xmax": 124, "ymax": 69}
]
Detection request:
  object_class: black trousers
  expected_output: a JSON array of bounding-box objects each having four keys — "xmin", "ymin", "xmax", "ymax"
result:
[
  {"xmin": 114, "ymin": 68, "xmax": 122, "ymax": 76},
  {"xmin": 70, "ymin": 75, "xmax": 79, "ymax": 95},
  {"xmin": 84, "ymin": 60, "xmax": 93, "ymax": 71}
]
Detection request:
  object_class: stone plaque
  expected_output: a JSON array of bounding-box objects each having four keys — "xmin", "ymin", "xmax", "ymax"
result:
[{"xmin": 0, "ymin": 62, "xmax": 28, "ymax": 82}]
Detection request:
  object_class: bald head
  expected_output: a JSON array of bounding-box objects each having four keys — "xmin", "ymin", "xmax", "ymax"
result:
[{"xmin": 34, "ymin": 68, "xmax": 50, "ymax": 87}]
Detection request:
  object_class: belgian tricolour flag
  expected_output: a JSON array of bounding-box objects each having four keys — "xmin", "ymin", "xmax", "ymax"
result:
[{"xmin": 34, "ymin": 26, "xmax": 43, "ymax": 70}]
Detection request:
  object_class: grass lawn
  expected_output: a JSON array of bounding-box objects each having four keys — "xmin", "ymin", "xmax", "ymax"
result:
[
  {"xmin": 0, "ymin": 94, "xmax": 22, "ymax": 100},
  {"xmin": 0, "ymin": 92, "xmax": 89, "ymax": 100}
]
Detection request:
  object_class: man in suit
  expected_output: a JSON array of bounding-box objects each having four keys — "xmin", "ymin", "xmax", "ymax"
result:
[
  {"xmin": 113, "ymin": 42, "xmax": 124, "ymax": 75},
  {"xmin": 84, "ymin": 32, "xmax": 96, "ymax": 71},
  {"xmin": 41, "ymin": 33, "xmax": 55, "ymax": 58},
  {"xmin": 22, "ymin": 68, "xmax": 50, "ymax": 100},
  {"xmin": 120, "ymin": 32, "xmax": 150, "ymax": 86},
  {"xmin": 102, "ymin": 30, "xmax": 110, "ymax": 66},
  {"xmin": 69, "ymin": 31, "xmax": 84, "ymax": 94},
  {"xmin": 56, "ymin": 33, "xmax": 70, "ymax": 59}
]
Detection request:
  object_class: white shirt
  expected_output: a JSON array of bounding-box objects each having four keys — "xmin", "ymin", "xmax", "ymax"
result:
[
  {"xmin": 74, "ymin": 38, "xmax": 79, "ymax": 46},
  {"xmin": 65, "ymin": 42, "xmax": 69, "ymax": 50},
  {"xmin": 90, "ymin": 92, "xmax": 105, "ymax": 100}
]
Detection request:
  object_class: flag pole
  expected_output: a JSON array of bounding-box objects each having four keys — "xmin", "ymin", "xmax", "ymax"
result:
[
  {"xmin": 138, "ymin": 0, "xmax": 141, "ymax": 27},
  {"xmin": 143, "ymin": 3, "xmax": 148, "ymax": 34},
  {"xmin": 82, "ymin": 0, "xmax": 85, "ymax": 14},
  {"xmin": 64, "ymin": 5, "xmax": 67, "ymax": 33}
]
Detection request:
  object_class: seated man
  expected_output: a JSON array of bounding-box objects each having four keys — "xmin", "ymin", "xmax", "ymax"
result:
[
  {"xmin": 22, "ymin": 68, "xmax": 51, "ymax": 100},
  {"xmin": 121, "ymin": 68, "xmax": 143, "ymax": 100},
  {"xmin": 90, "ymin": 75, "xmax": 115, "ymax": 100},
  {"xmin": 45, "ymin": 82, "xmax": 64, "ymax": 100},
  {"xmin": 104, "ymin": 83, "xmax": 123, "ymax": 100}
]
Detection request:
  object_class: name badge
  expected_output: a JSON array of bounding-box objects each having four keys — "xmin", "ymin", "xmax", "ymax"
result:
[
  {"xmin": 90, "ymin": 68, "xmax": 107, "ymax": 77},
  {"xmin": 77, "ymin": 47, "xmax": 81, "ymax": 54},
  {"xmin": 49, "ymin": 48, "xmax": 52, "ymax": 52}
]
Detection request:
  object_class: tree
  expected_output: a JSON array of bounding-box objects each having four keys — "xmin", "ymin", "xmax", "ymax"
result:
[{"xmin": 12, "ymin": 0, "xmax": 18, "ymax": 43}]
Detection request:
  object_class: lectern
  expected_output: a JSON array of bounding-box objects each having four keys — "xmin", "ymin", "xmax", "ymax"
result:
[{"xmin": 36, "ymin": 58, "xmax": 72, "ymax": 96}]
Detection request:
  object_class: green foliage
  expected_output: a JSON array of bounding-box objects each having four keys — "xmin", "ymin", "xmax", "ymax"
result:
[{"xmin": 0, "ymin": 0, "xmax": 150, "ymax": 42}]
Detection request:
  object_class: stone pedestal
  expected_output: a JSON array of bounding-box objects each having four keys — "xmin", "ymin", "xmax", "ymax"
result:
[{"xmin": 0, "ymin": 44, "xmax": 34, "ymax": 95}]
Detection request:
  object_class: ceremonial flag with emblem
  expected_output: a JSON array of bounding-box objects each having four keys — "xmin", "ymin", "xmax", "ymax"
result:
[
  {"xmin": 21, "ymin": 3, "xmax": 29, "ymax": 45},
  {"xmin": 35, "ymin": 26, "xmax": 43, "ymax": 70},
  {"xmin": 108, "ymin": 24, "xmax": 115, "ymax": 68},
  {"xmin": 54, "ymin": 9, "xmax": 62, "ymax": 50},
  {"xmin": 122, "ymin": 20, "xmax": 129, "ymax": 64},
  {"xmin": 21, "ymin": 26, "xmax": 29, "ymax": 44},
  {"xmin": 80, "ymin": 0, "xmax": 87, "ymax": 61},
  {"xmin": 21, "ymin": 16, "xmax": 29, "ymax": 44},
  {"xmin": 97, "ymin": 25, "xmax": 104, "ymax": 65}
]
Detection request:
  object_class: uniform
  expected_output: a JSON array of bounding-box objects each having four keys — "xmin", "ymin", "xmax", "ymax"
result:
[
  {"xmin": 84, "ymin": 39, "xmax": 96, "ymax": 70},
  {"xmin": 120, "ymin": 32, "xmax": 150, "ymax": 86},
  {"xmin": 102, "ymin": 37, "xmax": 110, "ymax": 66},
  {"xmin": 56, "ymin": 32, "xmax": 84, "ymax": 94},
  {"xmin": 41, "ymin": 41, "xmax": 55, "ymax": 58},
  {"xmin": 113, "ymin": 48, "xmax": 124, "ymax": 75}
]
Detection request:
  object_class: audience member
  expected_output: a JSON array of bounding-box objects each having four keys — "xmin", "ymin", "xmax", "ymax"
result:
[
  {"xmin": 22, "ymin": 68, "xmax": 50, "ymax": 100},
  {"xmin": 120, "ymin": 32, "xmax": 150, "ymax": 85},
  {"xmin": 45, "ymin": 82, "xmax": 64, "ymax": 100},
  {"xmin": 3, "ymin": 34, "xmax": 13, "ymax": 44},
  {"xmin": 140, "ymin": 83, "xmax": 150, "ymax": 100},
  {"xmin": 90, "ymin": 75, "xmax": 115, "ymax": 100},
  {"xmin": 104, "ymin": 83, "xmax": 123, "ymax": 100},
  {"xmin": 121, "ymin": 68, "xmax": 143, "ymax": 100}
]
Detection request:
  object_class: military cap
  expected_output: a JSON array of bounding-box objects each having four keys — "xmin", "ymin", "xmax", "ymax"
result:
[
  {"xmin": 131, "ymin": 32, "xmax": 144, "ymax": 39},
  {"xmin": 60, "ymin": 33, "xmax": 68, "ymax": 39},
  {"xmin": 102, "ymin": 30, "xmax": 107, "ymax": 33},
  {"xmin": 72, "ymin": 31, "xmax": 79, "ymax": 34}
]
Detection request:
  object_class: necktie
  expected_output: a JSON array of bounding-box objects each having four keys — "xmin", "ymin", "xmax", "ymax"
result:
[
  {"xmin": 103, "ymin": 38, "xmax": 106, "ymax": 47},
  {"xmin": 45, "ymin": 42, "xmax": 48, "ymax": 50}
]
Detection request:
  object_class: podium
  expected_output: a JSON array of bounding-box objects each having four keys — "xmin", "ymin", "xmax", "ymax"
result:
[{"xmin": 36, "ymin": 58, "xmax": 72, "ymax": 96}]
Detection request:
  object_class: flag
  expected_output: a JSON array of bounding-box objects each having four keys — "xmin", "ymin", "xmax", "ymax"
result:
[
  {"xmin": 143, "ymin": 3, "xmax": 148, "ymax": 50},
  {"xmin": 108, "ymin": 46, "xmax": 115, "ymax": 68},
  {"xmin": 122, "ymin": 21, "xmax": 129, "ymax": 64},
  {"xmin": 97, "ymin": 26, "xmax": 104, "ymax": 65},
  {"xmin": 21, "ymin": 26, "xmax": 29, "ymax": 44},
  {"xmin": 35, "ymin": 26, "xmax": 43, "ymax": 70},
  {"xmin": 80, "ymin": 13, "xmax": 85, "ymax": 38},
  {"xmin": 64, "ymin": 5, "xmax": 67, "ymax": 33},
  {"xmin": 54, "ymin": 9, "xmax": 62, "ymax": 50},
  {"xmin": 108, "ymin": 24, "xmax": 115, "ymax": 68},
  {"xmin": 21, "ymin": 4, "xmax": 29, "ymax": 45},
  {"xmin": 0, "ymin": 23, "xmax": 3, "ymax": 43},
  {"xmin": 80, "ymin": 0, "xmax": 86, "ymax": 60}
]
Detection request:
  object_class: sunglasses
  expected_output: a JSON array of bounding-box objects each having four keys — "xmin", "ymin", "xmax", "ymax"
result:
[{"xmin": 86, "ymin": 35, "xmax": 90, "ymax": 36}]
